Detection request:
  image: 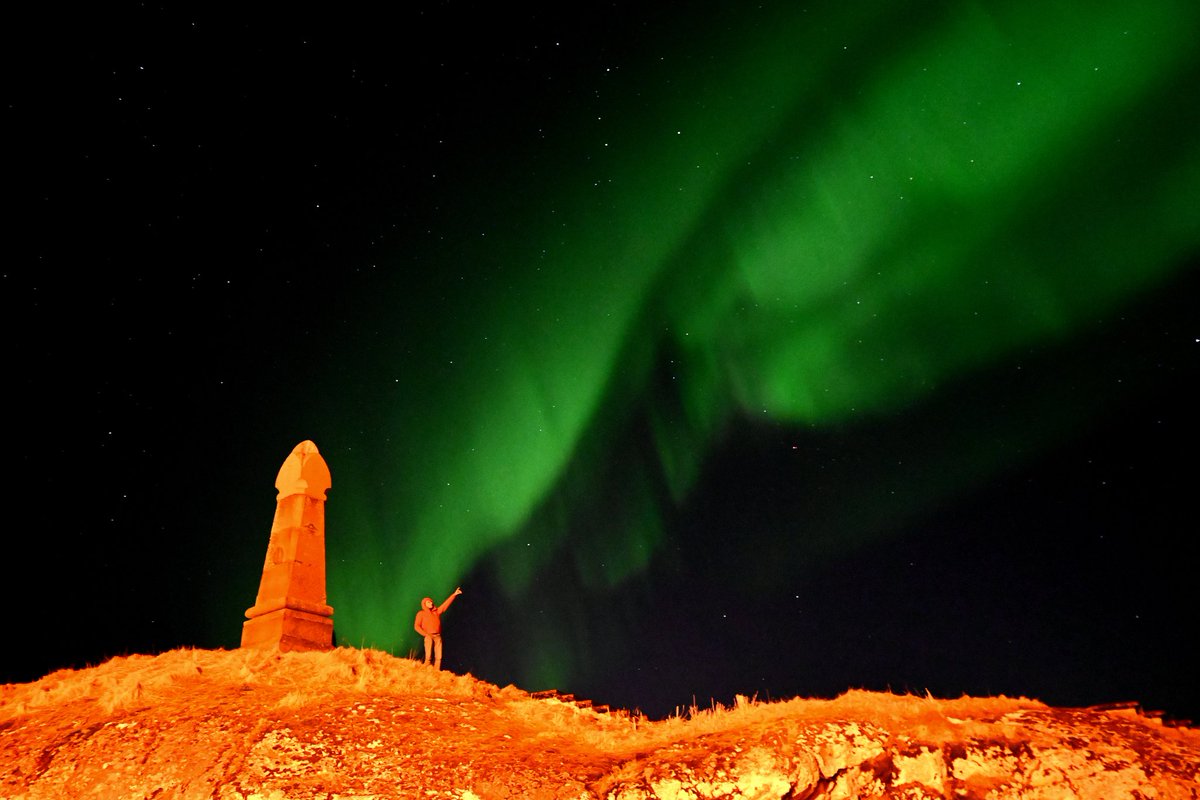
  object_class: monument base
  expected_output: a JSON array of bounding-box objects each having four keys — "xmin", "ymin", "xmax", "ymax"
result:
[{"xmin": 241, "ymin": 607, "xmax": 333, "ymax": 652}]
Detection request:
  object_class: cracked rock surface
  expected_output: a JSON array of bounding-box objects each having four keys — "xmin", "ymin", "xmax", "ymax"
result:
[{"xmin": 2, "ymin": 647, "xmax": 1196, "ymax": 799}]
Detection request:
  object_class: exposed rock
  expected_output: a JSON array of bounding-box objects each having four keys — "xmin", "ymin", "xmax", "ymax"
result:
[
  {"xmin": 2, "ymin": 648, "xmax": 1196, "ymax": 799},
  {"xmin": 598, "ymin": 707, "xmax": 1200, "ymax": 799}
]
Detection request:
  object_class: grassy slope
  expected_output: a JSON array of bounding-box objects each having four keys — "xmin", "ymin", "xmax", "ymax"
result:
[{"xmin": 2, "ymin": 647, "xmax": 1196, "ymax": 799}]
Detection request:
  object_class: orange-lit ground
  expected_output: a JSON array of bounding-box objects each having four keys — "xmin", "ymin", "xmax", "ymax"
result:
[{"xmin": 2, "ymin": 647, "xmax": 1197, "ymax": 799}]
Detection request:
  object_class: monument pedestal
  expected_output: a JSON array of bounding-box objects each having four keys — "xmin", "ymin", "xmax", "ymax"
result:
[{"xmin": 242, "ymin": 606, "xmax": 333, "ymax": 652}]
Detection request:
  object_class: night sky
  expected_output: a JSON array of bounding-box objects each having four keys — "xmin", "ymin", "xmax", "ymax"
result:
[{"xmin": 7, "ymin": 3, "xmax": 1198, "ymax": 722}]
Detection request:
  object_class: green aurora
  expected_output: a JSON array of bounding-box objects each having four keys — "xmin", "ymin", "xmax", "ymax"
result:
[{"xmin": 300, "ymin": 2, "xmax": 1199, "ymax": 691}]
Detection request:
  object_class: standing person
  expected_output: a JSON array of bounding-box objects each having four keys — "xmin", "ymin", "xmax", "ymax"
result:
[{"xmin": 413, "ymin": 587, "xmax": 463, "ymax": 669}]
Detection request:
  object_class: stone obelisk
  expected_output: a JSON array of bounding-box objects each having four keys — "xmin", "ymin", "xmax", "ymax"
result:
[{"xmin": 241, "ymin": 440, "xmax": 335, "ymax": 651}]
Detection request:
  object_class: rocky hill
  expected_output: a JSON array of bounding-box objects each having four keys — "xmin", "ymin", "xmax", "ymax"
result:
[{"xmin": 2, "ymin": 647, "xmax": 1196, "ymax": 799}]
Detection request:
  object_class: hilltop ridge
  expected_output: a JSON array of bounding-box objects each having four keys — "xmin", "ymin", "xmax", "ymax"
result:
[{"xmin": 2, "ymin": 647, "xmax": 1197, "ymax": 799}]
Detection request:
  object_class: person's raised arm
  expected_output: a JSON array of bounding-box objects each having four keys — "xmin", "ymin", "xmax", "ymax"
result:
[{"xmin": 438, "ymin": 587, "xmax": 463, "ymax": 614}]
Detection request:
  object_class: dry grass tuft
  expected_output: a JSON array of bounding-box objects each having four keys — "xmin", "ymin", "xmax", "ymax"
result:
[
  {"xmin": 577, "ymin": 687, "xmax": 1048, "ymax": 751},
  {"xmin": 3, "ymin": 647, "xmax": 1195, "ymax": 799},
  {"xmin": 0, "ymin": 646, "xmax": 484, "ymax": 721},
  {"xmin": 0, "ymin": 645, "xmax": 1047, "ymax": 755}
]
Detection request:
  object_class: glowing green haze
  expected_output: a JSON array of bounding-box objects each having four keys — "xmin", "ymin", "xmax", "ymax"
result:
[{"xmin": 321, "ymin": 1, "xmax": 1199, "ymax": 686}]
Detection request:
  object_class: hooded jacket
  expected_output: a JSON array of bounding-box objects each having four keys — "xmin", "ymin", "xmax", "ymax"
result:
[{"xmin": 414, "ymin": 592, "xmax": 458, "ymax": 636}]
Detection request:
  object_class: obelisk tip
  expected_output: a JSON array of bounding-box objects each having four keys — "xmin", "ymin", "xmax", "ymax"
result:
[{"xmin": 275, "ymin": 440, "xmax": 331, "ymax": 500}]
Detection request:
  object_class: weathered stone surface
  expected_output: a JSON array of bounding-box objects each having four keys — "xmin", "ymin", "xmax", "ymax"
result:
[
  {"xmin": 3, "ymin": 648, "xmax": 1196, "ymax": 799},
  {"xmin": 241, "ymin": 440, "xmax": 334, "ymax": 652},
  {"xmin": 597, "ymin": 705, "xmax": 1200, "ymax": 799}
]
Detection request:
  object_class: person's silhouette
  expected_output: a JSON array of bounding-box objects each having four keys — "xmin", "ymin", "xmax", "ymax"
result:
[{"xmin": 413, "ymin": 587, "xmax": 463, "ymax": 669}]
